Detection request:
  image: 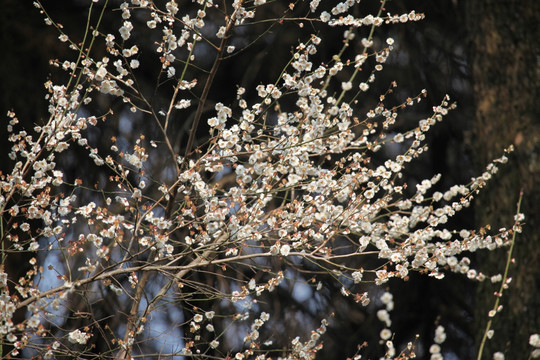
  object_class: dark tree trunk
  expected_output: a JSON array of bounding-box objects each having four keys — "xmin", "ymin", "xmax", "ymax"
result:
[{"xmin": 466, "ymin": 1, "xmax": 540, "ymax": 358}]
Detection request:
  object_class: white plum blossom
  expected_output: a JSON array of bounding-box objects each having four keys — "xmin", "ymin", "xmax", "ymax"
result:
[
  {"xmin": 0, "ymin": 1, "xmax": 524, "ymax": 359},
  {"xmin": 68, "ymin": 329, "xmax": 91, "ymax": 345},
  {"xmin": 280, "ymin": 244, "xmax": 291, "ymax": 256}
]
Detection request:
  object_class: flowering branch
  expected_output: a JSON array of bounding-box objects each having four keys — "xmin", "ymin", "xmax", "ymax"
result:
[
  {"xmin": 0, "ymin": 1, "xmax": 524, "ymax": 359},
  {"xmin": 476, "ymin": 190, "xmax": 525, "ymax": 360}
]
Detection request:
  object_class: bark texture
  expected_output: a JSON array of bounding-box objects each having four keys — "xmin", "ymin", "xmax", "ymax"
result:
[{"xmin": 466, "ymin": 1, "xmax": 540, "ymax": 358}]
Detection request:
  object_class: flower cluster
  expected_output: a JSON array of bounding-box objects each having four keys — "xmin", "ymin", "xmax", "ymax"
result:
[{"xmin": 1, "ymin": 0, "xmax": 524, "ymax": 359}]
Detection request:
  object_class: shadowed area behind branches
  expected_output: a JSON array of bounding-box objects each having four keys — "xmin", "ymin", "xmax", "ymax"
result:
[{"xmin": 466, "ymin": 0, "xmax": 540, "ymax": 358}]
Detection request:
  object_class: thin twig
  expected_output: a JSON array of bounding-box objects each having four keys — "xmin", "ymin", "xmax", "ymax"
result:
[{"xmin": 476, "ymin": 189, "xmax": 524, "ymax": 360}]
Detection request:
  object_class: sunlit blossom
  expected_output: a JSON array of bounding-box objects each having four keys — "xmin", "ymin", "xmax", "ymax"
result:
[{"xmin": 0, "ymin": 1, "xmax": 524, "ymax": 359}]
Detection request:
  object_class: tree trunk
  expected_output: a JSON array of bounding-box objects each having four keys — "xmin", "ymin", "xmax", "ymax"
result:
[{"xmin": 466, "ymin": 1, "xmax": 540, "ymax": 358}]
